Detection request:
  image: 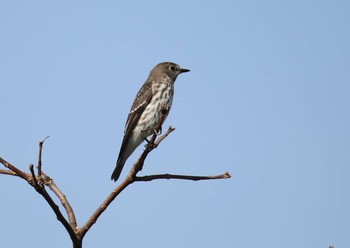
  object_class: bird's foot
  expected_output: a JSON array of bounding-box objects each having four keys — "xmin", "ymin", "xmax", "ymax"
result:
[
  {"xmin": 153, "ymin": 126, "xmax": 162, "ymax": 136},
  {"xmin": 144, "ymin": 139, "xmax": 157, "ymax": 150}
]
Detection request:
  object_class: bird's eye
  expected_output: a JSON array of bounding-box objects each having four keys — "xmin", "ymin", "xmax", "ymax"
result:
[{"xmin": 170, "ymin": 66, "xmax": 176, "ymax": 71}]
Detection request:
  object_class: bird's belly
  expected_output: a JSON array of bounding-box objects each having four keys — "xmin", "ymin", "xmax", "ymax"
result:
[{"xmin": 137, "ymin": 88, "xmax": 173, "ymax": 137}]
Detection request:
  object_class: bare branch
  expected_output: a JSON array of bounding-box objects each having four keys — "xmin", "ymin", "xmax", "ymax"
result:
[
  {"xmin": 37, "ymin": 136, "xmax": 49, "ymax": 178},
  {"xmin": 29, "ymin": 164, "xmax": 40, "ymax": 189},
  {"xmin": 41, "ymin": 172, "xmax": 78, "ymax": 232},
  {"xmin": 0, "ymin": 143, "xmax": 81, "ymax": 247},
  {"xmin": 0, "ymin": 169, "xmax": 18, "ymax": 176},
  {"xmin": 135, "ymin": 172, "xmax": 231, "ymax": 182},
  {"xmin": 154, "ymin": 126, "xmax": 175, "ymax": 146},
  {"xmin": 37, "ymin": 180, "xmax": 79, "ymax": 245},
  {"xmin": 1, "ymin": 107, "xmax": 230, "ymax": 248},
  {"xmin": 0, "ymin": 157, "xmax": 30, "ymax": 180}
]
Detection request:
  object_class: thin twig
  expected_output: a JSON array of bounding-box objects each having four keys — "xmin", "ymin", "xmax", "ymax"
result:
[
  {"xmin": 37, "ymin": 136, "xmax": 49, "ymax": 178},
  {"xmin": 134, "ymin": 172, "xmax": 231, "ymax": 182},
  {"xmin": 42, "ymin": 171, "xmax": 78, "ymax": 232},
  {"xmin": 29, "ymin": 164, "xmax": 40, "ymax": 190},
  {"xmin": 154, "ymin": 126, "xmax": 175, "ymax": 146},
  {"xmin": 0, "ymin": 157, "xmax": 29, "ymax": 180},
  {"xmin": 0, "ymin": 169, "xmax": 18, "ymax": 176},
  {"xmin": 38, "ymin": 181, "xmax": 79, "ymax": 245},
  {"xmin": 0, "ymin": 145, "xmax": 81, "ymax": 247}
]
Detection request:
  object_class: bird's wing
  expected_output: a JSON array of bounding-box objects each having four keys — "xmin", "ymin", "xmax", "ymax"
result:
[
  {"xmin": 122, "ymin": 81, "xmax": 153, "ymax": 144},
  {"xmin": 112, "ymin": 81, "xmax": 153, "ymax": 181}
]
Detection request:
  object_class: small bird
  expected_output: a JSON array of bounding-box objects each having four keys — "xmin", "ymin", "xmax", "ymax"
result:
[{"xmin": 111, "ymin": 62, "xmax": 190, "ymax": 181}]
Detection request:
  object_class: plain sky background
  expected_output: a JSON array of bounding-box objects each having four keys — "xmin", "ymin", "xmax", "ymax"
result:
[{"xmin": 1, "ymin": 1, "xmax": 349, "ymax": 248}]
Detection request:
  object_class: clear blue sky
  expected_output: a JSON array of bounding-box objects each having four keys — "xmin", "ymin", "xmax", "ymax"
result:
[{"xmin": 1, "ymin": 1, "xmax": 349, "ymax": 247}]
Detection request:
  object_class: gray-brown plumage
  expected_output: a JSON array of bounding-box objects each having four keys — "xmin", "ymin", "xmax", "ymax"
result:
[{"xmin": 111, "ymin": 62, "xmax": 190, "ymax": 181}]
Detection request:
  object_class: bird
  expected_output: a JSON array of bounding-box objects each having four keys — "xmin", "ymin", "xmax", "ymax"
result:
[{"xmin": 111, "ymin": 62, "xmax": 190, "ymax": 181}]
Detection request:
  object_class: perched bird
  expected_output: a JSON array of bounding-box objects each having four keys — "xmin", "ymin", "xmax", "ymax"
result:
[{"xmin": 111, "ymin": 62, "xmax": 190, "ymax": 181}]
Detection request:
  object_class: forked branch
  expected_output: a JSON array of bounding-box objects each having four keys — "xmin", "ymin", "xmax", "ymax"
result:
[{"xmin": 0, "ymin": 107, "xmax": 230, "ymax": 248}]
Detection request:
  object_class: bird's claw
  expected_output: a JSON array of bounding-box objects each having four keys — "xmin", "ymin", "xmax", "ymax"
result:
[{"xmin": 153, "ymin": 126, "xmax": 162, "ymax": 136}]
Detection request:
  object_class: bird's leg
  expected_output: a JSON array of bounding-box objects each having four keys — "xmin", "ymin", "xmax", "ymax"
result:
[{"xmin": 143, "ymin": 126, "xmax": 162, "ymax": 149}]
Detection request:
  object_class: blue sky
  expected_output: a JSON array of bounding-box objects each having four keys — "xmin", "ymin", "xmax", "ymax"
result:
[{"xmin": 1, "ymin": 1, "xmax": 349, "ymax": 247}]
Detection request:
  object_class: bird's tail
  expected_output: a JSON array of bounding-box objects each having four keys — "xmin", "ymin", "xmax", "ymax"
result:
[{"xmin": 111, "ymin": 158, "xmax": 126, "ymax": 181}]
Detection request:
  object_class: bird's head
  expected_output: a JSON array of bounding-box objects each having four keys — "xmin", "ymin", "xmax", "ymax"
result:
[{"xmin": 151, "ymin": 62, "xmax": 190, "ymax": 81}]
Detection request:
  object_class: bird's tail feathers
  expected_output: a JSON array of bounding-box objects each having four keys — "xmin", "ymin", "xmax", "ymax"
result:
[{"xmin": 111, "ymin": 158, "xmax": 126, "ymax": 181}]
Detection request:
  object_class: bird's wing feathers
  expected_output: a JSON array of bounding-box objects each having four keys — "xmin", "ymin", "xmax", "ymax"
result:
[
  {"xmin": 112, "ymin": 81, "xmax": 153, "ymax": 181},
  {"xmin": 122, "ymin": 81, "xmax": 153, "ymax": 145}
]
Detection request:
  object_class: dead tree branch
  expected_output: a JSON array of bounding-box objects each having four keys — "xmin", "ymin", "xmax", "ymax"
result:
[
  {"xmin": 0, "ymin": 157, "xmax": 30, "ymax": 181},
  {"xmin": 135, "ymin": 171, "xmax": 231, "ymax": 182},
  {"xmin": 0, "ymin": 140, "xmax": 81, "ymax": 248},
  {"xmin": 1, "ymin": 107, "xmax": 230, "ymax": 247}
]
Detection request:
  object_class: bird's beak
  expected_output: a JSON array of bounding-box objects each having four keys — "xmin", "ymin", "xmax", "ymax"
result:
[{"xmin": 179, "ymin": 68, "xmax": 190, "ymax": 73}]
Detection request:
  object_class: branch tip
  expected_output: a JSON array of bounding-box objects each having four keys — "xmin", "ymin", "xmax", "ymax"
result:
[
  {"xmin": 38, "ymin": 136, "xmax": 49, "ymax": 177},
  {"xmin": 40, "ymin": 136, "xmax": 50, "ymax": 145},
  {"xmin": 223, "ymin": 172, "xmax": 231, "ymax": 179}
]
